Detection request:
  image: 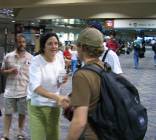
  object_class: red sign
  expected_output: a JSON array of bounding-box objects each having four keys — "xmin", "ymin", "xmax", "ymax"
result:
[{"xmin": 104, "ymin": 20, "xmax": 114, "ymax": 29}]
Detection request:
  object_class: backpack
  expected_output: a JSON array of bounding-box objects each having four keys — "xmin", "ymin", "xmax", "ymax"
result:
[
  {"xmin": 133, "ymin": 41, "xmax": 141, "ymax": 50},
  {"xmin": 81, "ymin": 64, "xmax": 148, "ymax": 140}
]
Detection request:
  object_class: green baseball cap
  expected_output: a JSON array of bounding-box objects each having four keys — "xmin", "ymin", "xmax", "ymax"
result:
[{"xmin": 77, "ymin": 28, "xmax": 104, "ymax": 48}]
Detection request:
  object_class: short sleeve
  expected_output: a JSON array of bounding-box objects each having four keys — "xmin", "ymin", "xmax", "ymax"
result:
[
  {"xmin": 29, "ymin": 57, "xmax": 42, "ymax": 91},
  {"xmin": 70, "ymin": 71, "xmax": 91, "ymax": 107}
]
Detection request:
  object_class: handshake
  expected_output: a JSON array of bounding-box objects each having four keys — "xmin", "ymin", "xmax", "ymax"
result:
[
  {"xmin": 57, "ymin": 95, "xmax": 70, "ymax": 109},
  {"xmin": 57, "ymin": 95, "xmax": 73, "ymax": 121}
]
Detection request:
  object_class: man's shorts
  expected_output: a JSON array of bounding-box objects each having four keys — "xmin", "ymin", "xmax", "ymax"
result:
[{"xmin": 4, "ymin": 97, "xmax": 27, "ymax": 115}]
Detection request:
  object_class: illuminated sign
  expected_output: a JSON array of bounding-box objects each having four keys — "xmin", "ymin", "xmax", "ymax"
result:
[{"xmin": 114, "ymin": 19, "xmax": 156, "ymax": 28}]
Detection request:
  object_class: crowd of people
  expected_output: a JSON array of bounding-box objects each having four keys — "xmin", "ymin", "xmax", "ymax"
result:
[{"xmin": 0, "ymin": 21, "xmax": 154, "ymax": 140}]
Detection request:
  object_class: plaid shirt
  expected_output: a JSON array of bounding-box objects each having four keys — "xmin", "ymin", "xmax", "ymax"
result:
[{"xmin": 1, "ymin": 50, "xmax": 32, "ymax": 98}]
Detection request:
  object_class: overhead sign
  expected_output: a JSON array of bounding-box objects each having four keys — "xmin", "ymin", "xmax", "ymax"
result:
[{"xmin": 114, "ymin": 19, "xmax": 156, "ymax": 29}]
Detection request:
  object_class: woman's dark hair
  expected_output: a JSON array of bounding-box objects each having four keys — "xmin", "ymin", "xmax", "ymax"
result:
[{"xmin": 39, "ymin": 32, "xmax": 59, "ymax": 54}]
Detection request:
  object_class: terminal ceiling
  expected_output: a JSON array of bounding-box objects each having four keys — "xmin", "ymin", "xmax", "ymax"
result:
[{"xmin": 0, "ymin": 0, "xmax": 156, "ymax": 19}]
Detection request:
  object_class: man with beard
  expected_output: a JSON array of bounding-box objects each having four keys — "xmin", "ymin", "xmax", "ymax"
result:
[{"xmin": 0, "ymin": 34, "xmax": 32, "ymax": 140}]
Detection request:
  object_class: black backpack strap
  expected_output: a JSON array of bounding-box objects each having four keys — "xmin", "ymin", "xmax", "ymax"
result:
[
  {"xmin": 102, "ymin": 49, "xmax": 110, "ymax": 62},
  {"xmin": 80, "ymin": 64, "xmax": 104, "ymax": 77}
]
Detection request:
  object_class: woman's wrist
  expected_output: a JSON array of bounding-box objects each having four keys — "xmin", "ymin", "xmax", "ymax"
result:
[
  {"xmin": 56, "ymin": 95, "xmax": 60, "ymax": 104},
  {"xmin": 51, "ymin": 93, "xmax": 60, "ymax": 103}
]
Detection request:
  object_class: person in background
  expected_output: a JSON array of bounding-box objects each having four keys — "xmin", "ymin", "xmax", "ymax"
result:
[
  {"xmin": 27, "ymin": 32, "xmax": 69, "ymax": 140},
  {"xmin": 69, "ymin": 44, "xmax": 78, "ymax": 74},
  {"xmin": 63, "ymin": 46, "xmax": 72, "ymax": 73},
  {"xmin": 142, "ymin": 39, "xmax": 146, "ymax": 57},
  {"xmin": 133, "ymin": 37, "xmax": 142, "ymax": 69},
  {"xmin": 88, "ymin": 21, "xmax": 123, "ymax": 74},
  {"xmin": 0, "ymin": 34, "xmax": 32, "ymax": 140},
  {"xmin": 100, "ymin": 40, "xmax": 123, "ymax": 74},
  {"xmin": 106, "ymin": 31, "xmax": 120, "ymax": 53},
  {"xmin": 151, "ymin": 39, "xmax": 156, "ymax": 66}
]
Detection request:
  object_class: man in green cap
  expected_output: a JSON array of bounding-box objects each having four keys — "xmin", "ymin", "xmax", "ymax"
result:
[{"xmin": 66, "ymin": 27, "xmax": 104, "ymax": 140}]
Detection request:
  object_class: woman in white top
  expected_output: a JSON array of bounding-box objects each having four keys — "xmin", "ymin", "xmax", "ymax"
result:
[{"xmin": 27, "ymin": 33, "xmax": 69, "ymax": 140}]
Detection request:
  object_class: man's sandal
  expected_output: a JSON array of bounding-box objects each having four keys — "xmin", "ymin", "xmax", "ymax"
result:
[
  {"xmin": 0, "ymin": 136, "xmax": 9, "ymax": 140},
  {"xmin": 17, "ymin": 135, "xmax": 25, "ymax": 140}
]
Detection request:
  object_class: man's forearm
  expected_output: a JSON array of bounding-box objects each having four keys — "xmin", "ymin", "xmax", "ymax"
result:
[
  {"xmin": 1, "ymin": 69, "xmax": 12, "ymax": 75},
  {"xmin": 66, "ymin": 120, "xmax": 85, "ymax": 140}
]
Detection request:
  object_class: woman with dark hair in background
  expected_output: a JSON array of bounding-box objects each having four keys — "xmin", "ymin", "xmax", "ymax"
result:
[{"xmin": 27, "ymin": 32, "xmax": 69, "ymax": 140}]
